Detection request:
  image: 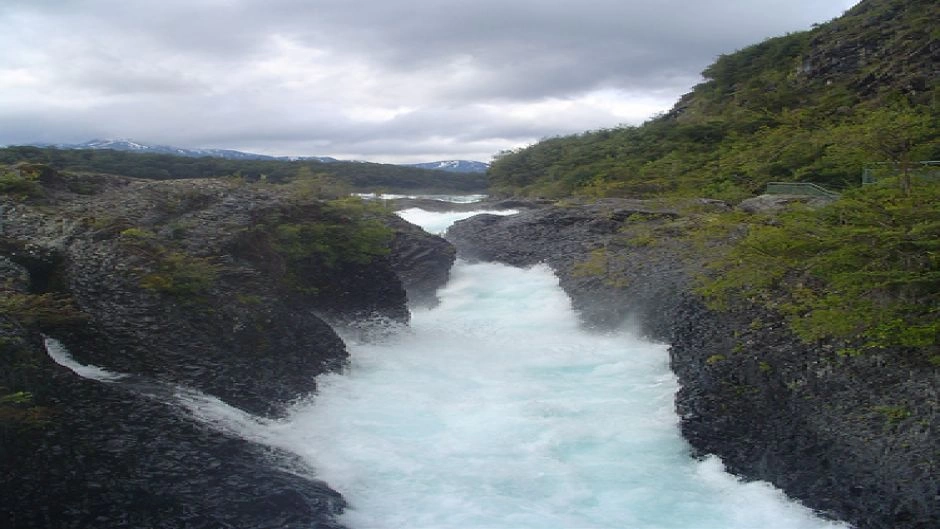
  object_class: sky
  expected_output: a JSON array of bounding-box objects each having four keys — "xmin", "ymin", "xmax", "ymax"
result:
[{"xmin": 0, "ymin": 0, "xmax": 859, "ymax": 164}]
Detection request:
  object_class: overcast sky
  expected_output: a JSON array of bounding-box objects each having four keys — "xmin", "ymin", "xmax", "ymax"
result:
[{"xmin": 0, "ymin": 0, "xmax": 858, "ymax": 163}]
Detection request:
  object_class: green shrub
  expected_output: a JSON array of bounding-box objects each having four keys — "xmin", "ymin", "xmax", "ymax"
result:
[
  {"xmin": 698, "ymin": 178, "xmax": 940, "ymax": 355},
  {"xmin": 706, "ymin": 354, "xmax": 726, "ymax": 365},
  {"xmin": 0, "ymin": 293, "xmax": 85, "ymax": 327},
  {"xmin": 119, "ymin": 227, "xmax": 155, "ymax": 239},
  {"xmin": 269, "ymin": 198, "xmax": 393, "ymax": 270},
  {"xmin": 271, "ymin": 218, "xmax": 391, "ymax": 269},
  {"xmin": 140, "ymin": 252, "xmax": 221, "ymax": 298},
  {"xmin": 572, "ymin": 248, "xmax": 609, "ymax": 278},
  {"xmin": 0, "ymin": 391, "xmax": 33, "ymax": 405},
  {"xmin": 873, "ymin": 405, "xmax": 911, "ymax": 424},
  {"xmin": 0, "ymin": 170, "xmax": 43, "ymax": 199}
]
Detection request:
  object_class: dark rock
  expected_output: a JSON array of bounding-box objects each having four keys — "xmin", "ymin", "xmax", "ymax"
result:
[
  {"xmin": 446, "ymin": 199, "xmax": 939, "ymax": 529},
  {"xmin": 670, "ymin": 299, "xmax": 939, "ymax": 529},
  {"xmin": 386, "ymin": 215, "xmax": 456, "ymax": 308},
  {"xmin": 0, "ymin": 255, "xmax": 30, "ymax": 291},
  {"xmin": 1, "ymin": 176, "xmax": 454, "ymax": 416},
  {"xmin": 737, "ymin": 194, "xmax": 833, "ymax": 213},
  {"xmin": 447, "ymin": 199, "xmax": 689, "ymax": 338},
  {"xmin": 0, "ymin": 353, "xmax": 347, "ymax": 529},
  {"xmin": 0, "ymin": 173, "xmax": 455, "ymax": 529}
]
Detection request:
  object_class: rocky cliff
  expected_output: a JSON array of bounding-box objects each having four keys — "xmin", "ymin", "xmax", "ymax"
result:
[
  {"xmin": 0, "ymin": 167, "xmax": 455, "ymax": 528},
  {"xmin": 447, "ymin": 200, "xmax": 938, "ymax": 529}
]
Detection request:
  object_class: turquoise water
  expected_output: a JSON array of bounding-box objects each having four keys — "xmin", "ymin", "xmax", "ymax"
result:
[
  {"xmin": 396, "ymin": 207, "xmax": 517, "ymax": 235},
  {"xmin": 265, "ymin": 210, "xmax": 850, "ymax": 529},
  {"xmin": 45, "ymin": 207, "xmax": 850, "ymax": 529}
]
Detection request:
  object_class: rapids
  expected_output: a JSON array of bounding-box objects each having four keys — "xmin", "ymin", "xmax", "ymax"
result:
[
  {"xmin": 45, "ymin": 207, "xmax": 849, "ymax": 528},
  {"xmin": 265, "ymin": 209, "xmax": 850, "ymax": 529}
]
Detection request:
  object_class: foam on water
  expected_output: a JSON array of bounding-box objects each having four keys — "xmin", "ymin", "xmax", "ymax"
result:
[
  {"xmin": 45, "ymin": 336, "xmax": 126, "ymax": 382},
  {"xmin": 355, "ymin": 193, "xmax": 489, "ymax": 203},
  {"xmin": 396, "ymin": 207, "xmax": 518, "ymax": 235},
  {"xmin": 72, "ymin": 205, "xmax": 846, "ymax": 529},
  {"xmin": 43, "ymin": 336, "xmax": 276, "ymax": 441},
  {"xmin": 266, "ymin": 246, "xmax": 849, "ymax": 528}
]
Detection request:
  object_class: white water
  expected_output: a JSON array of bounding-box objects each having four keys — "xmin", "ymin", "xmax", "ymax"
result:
[
  {"xmin": 43, "ymin": 337, "xmax": 276, "ymax": 439},
  {"xmin": 260, "ymin": 210, "xmax": 849, "ymax": 529},
  {"xmin": 355, "ymin": 193, "xmax": 488, "ymax": 203},
  {"xmin": 396, "ymin": 207, "xmax": 518, "ymax": 235},
  {"xmin": 45, "ymin": 336, "xmax": 126, "ymax": 382},
  {"xmin": 42, "ymin": 206, "xmax": 850, "ymax": 528}
]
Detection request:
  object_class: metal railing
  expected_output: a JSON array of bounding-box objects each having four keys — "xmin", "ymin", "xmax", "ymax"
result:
[
  {"xmin": 863, "ymin": 161, "xmax": 940, "ymax": 185},
  {"xmin": 765, "ymin": 182, "xmax": 841, "ymax": 199}
]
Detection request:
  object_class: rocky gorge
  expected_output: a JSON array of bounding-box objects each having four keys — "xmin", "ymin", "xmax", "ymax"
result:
[
  {"xmin": 0, "ymin": 167, "xmax": 455, "ymax": 528},
  {"xmin": 2, "ymin": 168, "xmax": 936, "ymax": 529},
  {"xmin": 446, "ymin": 198, "xmax": 938, "ymax": 529}
]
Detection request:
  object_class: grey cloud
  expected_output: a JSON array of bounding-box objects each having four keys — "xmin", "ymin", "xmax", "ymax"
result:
[
  {"xmin": 0, "ymin": 0, "xmax": 858, "ymax": 161},
  {"xmin": 18, "ymin": 0, "xmax": 850, "ymax": 97},
  {"xmin": 269, "ymin": 0, "xmax": 849, "ymax": 97}
]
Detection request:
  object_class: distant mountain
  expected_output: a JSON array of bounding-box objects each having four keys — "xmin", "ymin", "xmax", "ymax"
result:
[
  {"xmin": 405, "ymin": 160, "xmax": 490, "ymax": 173},
  {"xmin": 31, "ymin": 139, "xmax": 340, "ymax": 163},
  {"xmin": 24, "ymin": 140, "xmax": 488, "ymax": 172},
  {"xmin": 3, "ymin": 142, "xmax": 489, "ymax": 193}
]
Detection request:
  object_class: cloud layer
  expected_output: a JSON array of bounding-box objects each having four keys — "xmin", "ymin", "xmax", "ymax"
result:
[{"xmin": 0, "ymin": 0, "xmax": 857, "ymax": 162}]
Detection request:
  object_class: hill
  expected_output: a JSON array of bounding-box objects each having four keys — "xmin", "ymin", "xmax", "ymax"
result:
[
  {"xmin": 0, "ymin": 145, "xmax": 488, "ymax": 194},
  {"xmin": 24, "ymin": 139, "xmax": 489, "ymax": 173},
  {"xmin": 488, "ymin": 0, "xmax": 938, "ymax": 199}
]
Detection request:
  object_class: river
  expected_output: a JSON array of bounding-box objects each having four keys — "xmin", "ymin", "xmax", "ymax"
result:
[
  {"xmin": 48, "ymin": 206, "xmax": 849, "ymax": 528},
  {"xmin": 266, "ymin": 208, "xmax": 849, "ymax": 529}
]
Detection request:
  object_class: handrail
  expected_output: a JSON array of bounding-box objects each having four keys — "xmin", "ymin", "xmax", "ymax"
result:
[
  {"xmin": 863, "ymin": 161, "xmax": 940, "ymax": 185},
  {"xmin": 765, "ymin": 182, "xmax": 841, "ymax": 199}
]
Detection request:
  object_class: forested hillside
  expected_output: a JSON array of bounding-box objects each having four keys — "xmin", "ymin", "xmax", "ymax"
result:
[
  {"xmin": 489, "ymin": 0, "xmax": 938, "ymax": 200},
  {"xmin": 0, "ymin": 146, "xmax": 487, "ymax": 194},
  {"xmin": 488, "ymin": 0, "xmax": 939, "ymax": 370}
]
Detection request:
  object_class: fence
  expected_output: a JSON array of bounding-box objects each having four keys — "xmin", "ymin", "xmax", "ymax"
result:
[
  {"xmin": 765, "ymin": 182, "xmax": 841, "ymax": 199},
  {"xmin": 862, "ymin": 161, "xmax": 940, "ymax": 185}
]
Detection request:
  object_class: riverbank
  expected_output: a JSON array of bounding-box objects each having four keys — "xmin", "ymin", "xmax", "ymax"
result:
[
  {"xmin": 0, "ymin": 169, "xmax": 456, "ymax": 528},
  {"xmin": 446, "ymin": 198, "xmax": 938, "ymax": 529}
]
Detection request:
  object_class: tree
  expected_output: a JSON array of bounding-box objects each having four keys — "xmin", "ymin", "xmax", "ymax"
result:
[{"xmin": 845, "ymin": 104, "xmax": 937, "ymax": 194}]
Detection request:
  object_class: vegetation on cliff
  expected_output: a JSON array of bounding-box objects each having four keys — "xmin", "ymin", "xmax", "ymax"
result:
[
  {"xmin": 229, "ymin": 196, "xmax": 395, "ymax": 298},
  {"xmin": 0, "ymin": 270, "xmax": 85, "ymax": 440},
  {"xmin": 0, "ymin": 162, "xmax": 424, "ymax": 422},
  {"xmin": 697, "ymin": 178, "xmax": 939, "ymax": 360},
  {"xmin": 488, "ymin": 0, "xmax": 938, "ymax": 200},
  {"xmin": 485, "ymin": 0, "xmax": 939, "ymax": 358}
]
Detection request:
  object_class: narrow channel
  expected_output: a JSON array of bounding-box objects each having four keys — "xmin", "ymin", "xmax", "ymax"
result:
[{"xmin": 265, "ymin": 208, "xmax": 849, "ymax": 529}]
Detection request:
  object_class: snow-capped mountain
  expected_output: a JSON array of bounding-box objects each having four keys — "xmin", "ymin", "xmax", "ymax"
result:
[
  {"xmin": 22, "ymin": 139, "xmax": 488, "ymax": 172},
  {"xmin": 406, "ymin": 160, "xmax": 489, "ymax": 173},
  {"xmin": 31, "ymin": 139, "xmax": 340, "ymax": 163}
]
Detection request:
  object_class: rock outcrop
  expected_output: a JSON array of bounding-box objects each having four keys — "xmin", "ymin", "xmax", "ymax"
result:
[
  {"xmin": 0, "ymin": 169, "xmax": 456, "ymax": 528},
  {"xmin": 447, "ymin": 198, "xmax": 718, "ymax": 337},
  {"xmin": 386, "ymin": 215, "xmax": 456, "ymax": 308},
  {"xmin": 447, "ymin": 199, "xmax": 938, "ymax": 529}
]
